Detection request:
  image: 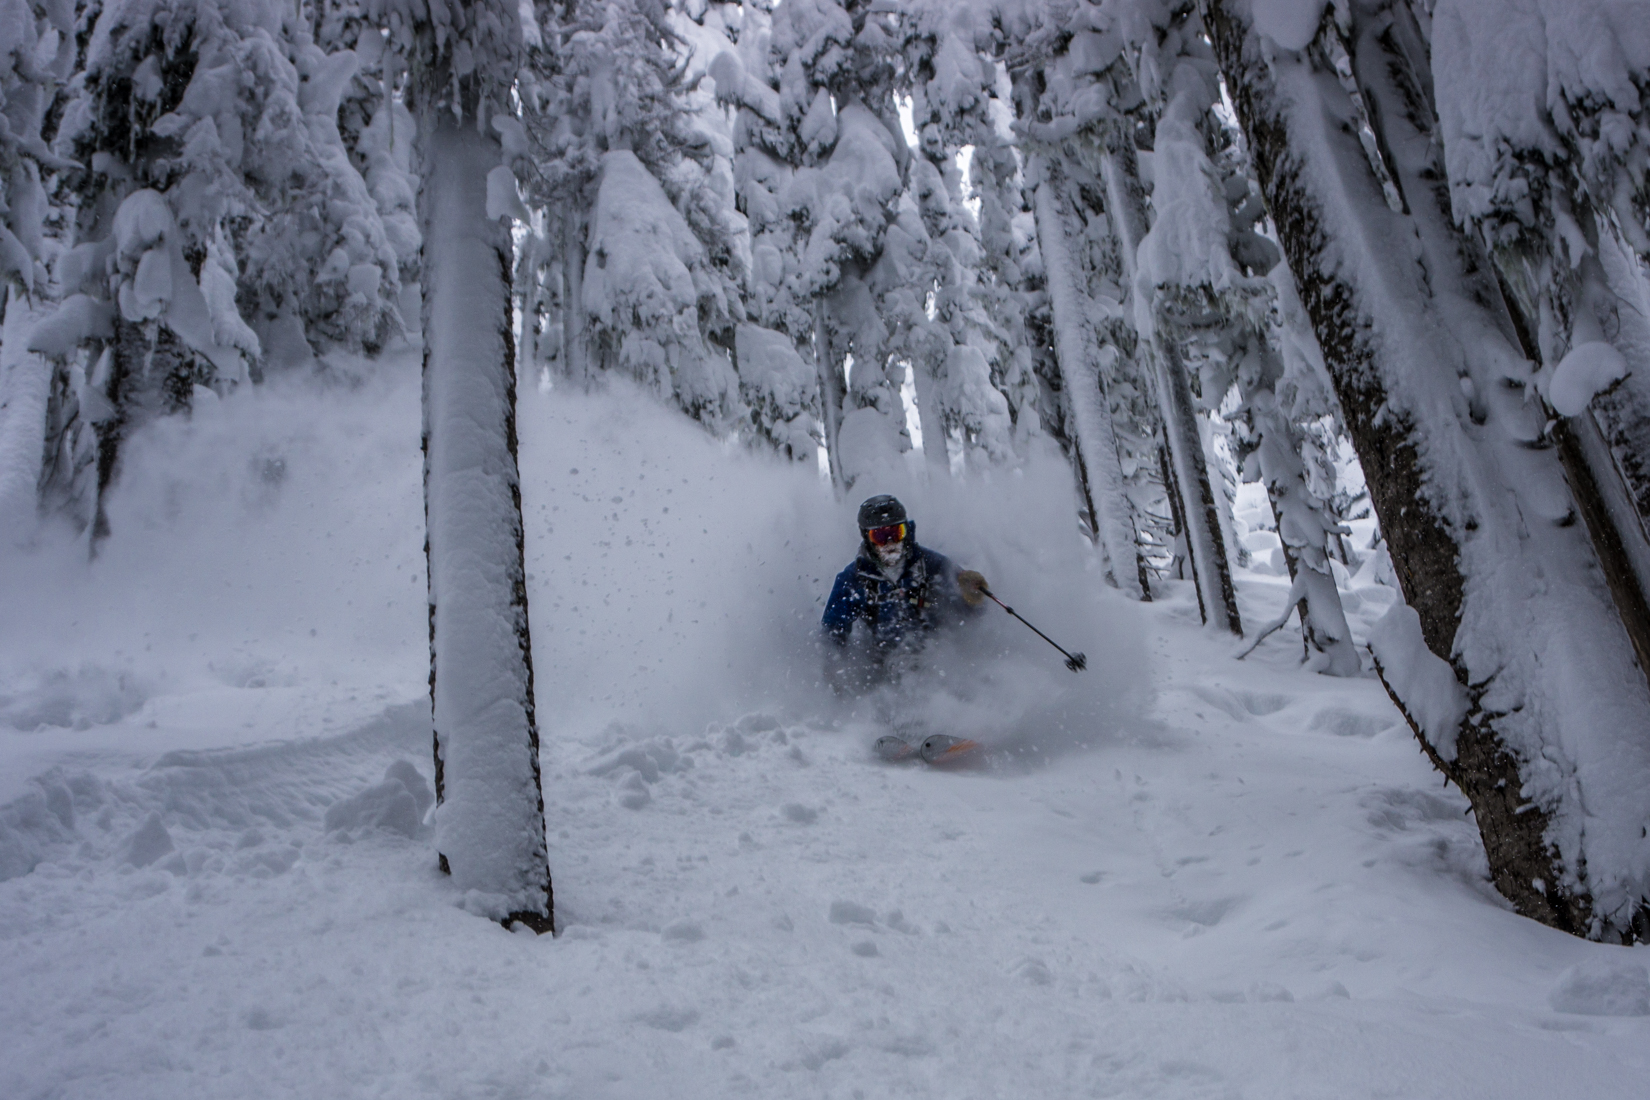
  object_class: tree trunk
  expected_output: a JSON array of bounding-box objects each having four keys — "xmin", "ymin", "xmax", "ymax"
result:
[
  {"xmin": 1250, "ymin": 400, "xmax": 1361, "ymax": 674},
  {"xmin": 1159, "ymin": 336, "xmax": 1243, "ymax": 633},
  {"xmin": 561, "ymin": 212, "xmax": 589, "ymax": 386},
  {"xmin": 1032, "ymin": 157, "xmax": 1147, "ymax": 599},
  {"xmin": 419, "ymin": 109, "xmax": 552, "ymax": 934},
  {"xmin": 909, "ymin": 357, "xmax": 952, "ymax": 479},
  {"xmin": 1096, "ymin": 142, "xmax": 1241, "ymax": 631},
  {"xmin": 89, "ymin": 320, "xmax": 190, "ymax": 553},
  {"xmin": 1491, "ymin": 251, "xmax": 1650, "ymax": 685},
  {"xmin": 813, "ymin": 298, "xmax": 846, "ymax": 493},
  {"xmin": 1207, "ymin": 0, "xmax": 1650, "ymax": 940},
  {"xmin": 0, "ymin": 288, "xmax": 52, "ymax": 541},
  {"xmin": 515, "ymin": 226, "xmax": 547, "ymax": 383}
]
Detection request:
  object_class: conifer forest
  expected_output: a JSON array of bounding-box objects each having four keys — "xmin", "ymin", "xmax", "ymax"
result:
[{"xmin": 3, "ymin": 2, "xmax": 1650, "ymax": 1096}]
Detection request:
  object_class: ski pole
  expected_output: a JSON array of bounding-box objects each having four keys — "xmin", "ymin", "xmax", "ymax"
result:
[{"xmin": 979, "ymin": 586, "xmax": 1087, "ymax": 672}]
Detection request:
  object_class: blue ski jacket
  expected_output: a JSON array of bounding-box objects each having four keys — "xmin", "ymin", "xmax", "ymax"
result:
[{"xmin": 822, "ymin": 542, "xmax": 977, "ymax": 651}]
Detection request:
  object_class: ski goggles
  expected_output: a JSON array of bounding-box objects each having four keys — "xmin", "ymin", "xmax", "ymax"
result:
[{"xmin": 865, "ymin": 522, "xmax": 907, "ymax": 547}]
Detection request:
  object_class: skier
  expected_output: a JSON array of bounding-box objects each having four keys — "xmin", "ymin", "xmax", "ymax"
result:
[{"xmin": 822, "ymin": 495, "xmax": 988, "ymax": 693}]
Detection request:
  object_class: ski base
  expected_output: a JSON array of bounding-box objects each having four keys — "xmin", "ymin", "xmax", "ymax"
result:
[{"xmin": 874, "ymin": 735, "xmax": 918, "ymax": 761}]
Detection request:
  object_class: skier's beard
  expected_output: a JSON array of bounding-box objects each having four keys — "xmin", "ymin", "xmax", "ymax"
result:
[{"xmin": 876, "ymin": 541, "xmax": 906, "ymax": 575}]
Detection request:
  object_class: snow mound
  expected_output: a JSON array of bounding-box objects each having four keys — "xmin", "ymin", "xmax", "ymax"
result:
[
  {"xmin": 1367, "ymin": 604, "xmax": 1468, "ymax": 758},
  {"xmin": 1548, "ymin": 958, "xmax": 1650, "ymax": 1016},
  {"xmin": 0, "ymin": 665, "xmax": 150, "ymax": 730},
  {"xmin": 0, "ymin": 771, "xmax": 82, "ymax": 880},
  {"xmin": 121, "ymin": 811, "xmax": 175, "ymax": 867},
  {"xmin": 1250, "ymin": 0, "xmax": 1329, "ymax": 51},
  {"xmin": 1547, "ymin": 341, "xmax": 1628, "ymax": 417},
  {"xmin": 324, "ymin": 760, "xmax": 434, "ymax": 838}
]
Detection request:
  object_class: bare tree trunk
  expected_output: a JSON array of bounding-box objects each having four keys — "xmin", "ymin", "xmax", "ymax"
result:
[
  {"xmin": 419, "ymin": 108, "xmax": 552, "ymax": 934},
  {"xmin": 1158, "ymin": 335, "xmax": 1244, "ymax": 633},
  {"xmin": 1207, "ymin": 0, "xmax": 1650, "ymax": 940},
  {"xmin": 514, "ymin": 226, "xmax": 548, "ymax": 382},
  {"xmin": 89, "ymin": 320, "xmax": 191, "ymax": 554}
]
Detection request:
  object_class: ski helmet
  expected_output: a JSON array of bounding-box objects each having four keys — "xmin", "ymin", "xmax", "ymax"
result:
[{"xmin": 857, "ymin": 495, "xmax": 913, "ymax": 543}]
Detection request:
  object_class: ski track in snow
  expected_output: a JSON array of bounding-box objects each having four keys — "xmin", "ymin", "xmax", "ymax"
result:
[{"xmin": 2, "ymin": 370, "xmax": 1649, "ymax": 1098}]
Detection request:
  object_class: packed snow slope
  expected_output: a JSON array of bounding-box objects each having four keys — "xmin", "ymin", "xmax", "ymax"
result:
[{"xmin": 2, "ymin": 357, "xmax": 1648, "ymax": 1099}]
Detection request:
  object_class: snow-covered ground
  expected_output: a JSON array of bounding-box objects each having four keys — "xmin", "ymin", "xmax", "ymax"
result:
[{"xmin": 3, "ymin": 358, "xmax": 1648, "ymax": 1099}]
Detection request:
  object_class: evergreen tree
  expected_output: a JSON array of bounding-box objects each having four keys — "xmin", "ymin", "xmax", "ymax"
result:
[
  {"xmin": 519, "ymin": 0, "xmax": 754, "ymax": 436},
  {"xmin": 0, "ymin": 0, "xmax": 74, "ymax": 538},
  {"xmin": 36, "ymin": 0, "xmax": 403, "ymax": 543},
  {"xmin": 711, "ymin": 0, "xmax": 830, "ymax": 458},
  {"xmin": 1009, "ymin": 9, "xmax": 1155, "ymax": 598},
  {"xmin": 899, "ymin": 0, "xmax": 1017, "ymax": 473},
  {"xmin": 768, "ymin": 0, "xmax": 910, "ymax": 491}
]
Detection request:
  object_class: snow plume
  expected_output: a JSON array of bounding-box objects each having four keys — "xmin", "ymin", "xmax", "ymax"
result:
[
  {"xmin": 520, "ymin": 376, "xmax": 1149, "ymax": 763},
  {"xmin": 0, "ymin": 359, "xmax": 427, "ymax": 746}
]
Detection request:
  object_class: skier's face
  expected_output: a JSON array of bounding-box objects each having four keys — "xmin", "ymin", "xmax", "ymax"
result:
[{"xmin": 866, "ymin": 522, "xmax": 907, "ymax": 569}]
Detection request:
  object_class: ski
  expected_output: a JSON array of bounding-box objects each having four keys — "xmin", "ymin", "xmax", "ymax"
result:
[
  {"xmin": 919, "ymin": 734, "xmax": 984, "ymax": 765},
  {"xmin": 873, "ymin": 734, "xmax": 985, "ymax": 767}
]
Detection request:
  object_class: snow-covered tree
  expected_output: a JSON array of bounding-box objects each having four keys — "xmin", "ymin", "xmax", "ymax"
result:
[
  {"xmin": 899, "ymin": 0, "xmax": 1019, "ymax": 473},
  {"xmin": 1008, "ymin": 11, "xmax": 1158, "ymax": 598},
  {"xmin": 582, "ymin": 145, "xmax": 742, "ymax": 425},
  {"xmin": 1108, "ymin": 15, "xmax": 1250, "ymax": 633},
  {"xmin": 0, "ymin": 0, "xmax": 74, "ymax": 540},
  {"xmin": 34, "ymin": 0, "xmax": 404, "ymax": 543},
  {"xmin": 1230, "ymin": 226, "xmax": 1361, "ymax": 676},
  {"xmin": 1207, "ymin": 0, "xmax": 1650, "ymax": 940},
  {"xmin": 514, "ymin": 0, "xmax": 764, "ymax": 439},
  {"xmin": 707, "ymin": 1, "xmax": 830, "ymax": 458},
  {"xmin": 367, "ymin": 0, "xmax": 552, "ymax": 933},
  {"xmin": 1025, "ymin": 148, "xmax": 1149, "ymax": 597},
  {"xmin": 765, "ymin": 0, "xmax": 910, "ymax": 491},
  {"xmin": 1415, "ymin": 0, "xmax": 1650, "ymax": 674}
]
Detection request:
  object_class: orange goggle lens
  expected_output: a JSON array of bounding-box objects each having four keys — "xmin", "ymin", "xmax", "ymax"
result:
[{"xmin": 866, "ymin": 523, "xmax": 907, "ymax": 547}]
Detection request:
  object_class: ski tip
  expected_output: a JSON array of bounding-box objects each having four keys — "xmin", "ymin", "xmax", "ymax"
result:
[
  {"xmin": 874, "ymin": 735, "xmax": 918, "ymax": 762},
  {"xmin": 919, "ymin": 735, "xmax": 984, "ymax": 766}
]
